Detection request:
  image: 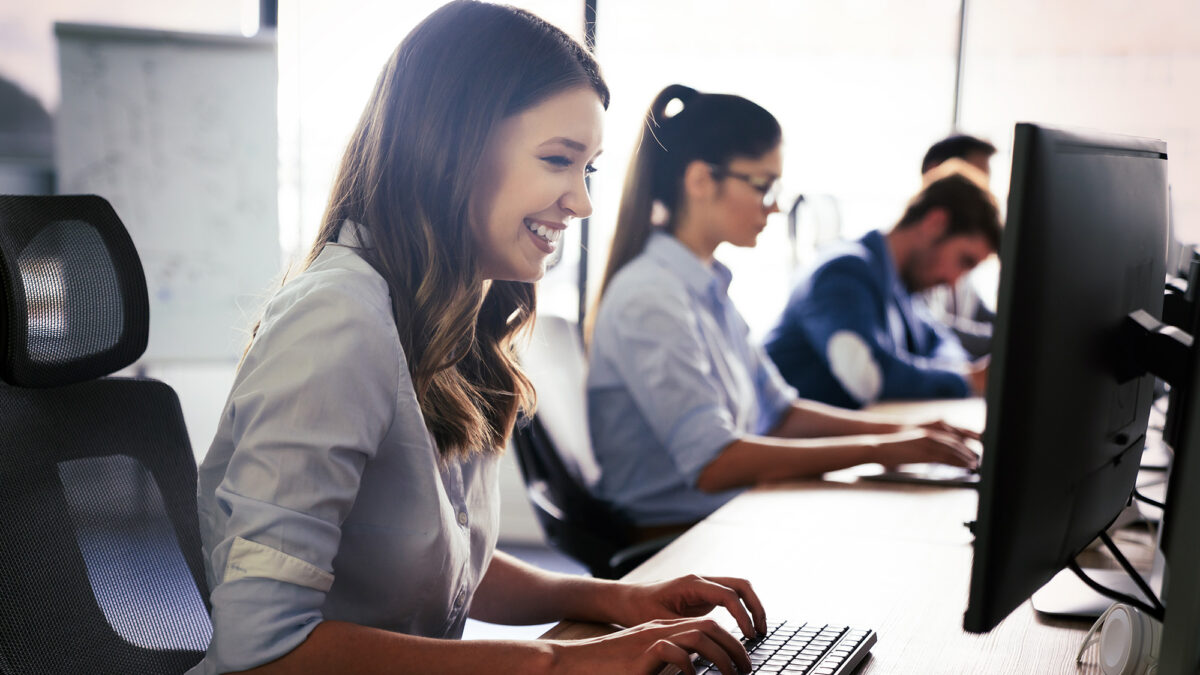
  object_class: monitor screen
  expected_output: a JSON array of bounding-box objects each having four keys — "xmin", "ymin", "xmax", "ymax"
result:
[{"xmin": 964, "ymin": 123, "xmax": 1169, "ymax": 633}]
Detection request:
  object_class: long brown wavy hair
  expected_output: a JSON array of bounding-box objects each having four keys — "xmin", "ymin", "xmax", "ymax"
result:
[{"xmin": 296, "ymin": 2, "xmax": 608, "ymax": 458}]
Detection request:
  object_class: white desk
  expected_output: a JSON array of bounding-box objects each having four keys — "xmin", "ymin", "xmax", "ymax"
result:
[{"xmin": 544, "ymin": 398, "xmax": 1113, "ymax": 674}]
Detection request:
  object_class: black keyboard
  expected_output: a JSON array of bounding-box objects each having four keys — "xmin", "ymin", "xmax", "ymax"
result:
[{"xmin": 696, "ymin": 620, "xmax": 877, "ymax": 675}]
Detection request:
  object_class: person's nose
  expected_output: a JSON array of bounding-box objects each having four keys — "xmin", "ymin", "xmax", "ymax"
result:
[{"xmin": 560, "ymin": 173, "xmax": 593, "ymax": 220}]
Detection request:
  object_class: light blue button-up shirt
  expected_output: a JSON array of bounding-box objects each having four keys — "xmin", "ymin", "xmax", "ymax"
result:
[
  {"xmin": 188, "ymin": 224, "xmax": 499, "ymax": 674},
  {"xmin": 587, "ymin": 232, "xmax": 797, "ymax": 526}
]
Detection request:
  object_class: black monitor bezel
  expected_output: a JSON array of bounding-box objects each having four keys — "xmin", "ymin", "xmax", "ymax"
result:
[{"xmin": 964, "ymin": 122, "xmax": 1169, "ymax": 633}]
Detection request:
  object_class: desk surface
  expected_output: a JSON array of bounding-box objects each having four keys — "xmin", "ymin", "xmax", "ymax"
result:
[{"xmin": 543, "ymin": 398, "xmax": 1109, "ymax": 674}]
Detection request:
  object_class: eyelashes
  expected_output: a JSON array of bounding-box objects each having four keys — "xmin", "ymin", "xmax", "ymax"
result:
[{"xmin": 541, "ymin": 155, "xmax": 599, "ymax": 175}]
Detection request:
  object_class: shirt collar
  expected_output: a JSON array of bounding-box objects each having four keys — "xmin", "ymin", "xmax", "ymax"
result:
[
  {"xmin": 336, "ymin": 220, "xmax": 373, "ymax": 248},
  {"xmin": 862, "ymin": 229, "xmax": 905, "ymax": 299},
  {"xmin": 645, "ymin": 231, "xmax": 733, "ymax": 299}
]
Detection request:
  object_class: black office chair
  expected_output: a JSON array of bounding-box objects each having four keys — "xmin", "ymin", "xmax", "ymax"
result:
[
  {"xmin": 513, "ymin": 315, "xmax": 676, "ymax": 579},
  {"xmin": 0, "ymin": 195, "xmax": 211, "ymax": 674}
]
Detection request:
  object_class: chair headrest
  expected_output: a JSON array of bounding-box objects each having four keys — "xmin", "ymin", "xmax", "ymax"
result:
[{"xmin": 0, "ymin": 195, "xmax": 149, "ymax": 387}]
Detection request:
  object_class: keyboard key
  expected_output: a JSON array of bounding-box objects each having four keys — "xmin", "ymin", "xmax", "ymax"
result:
[{"xmin": 732, "ymin": 619, "xmax": 875, "ymax": 674}]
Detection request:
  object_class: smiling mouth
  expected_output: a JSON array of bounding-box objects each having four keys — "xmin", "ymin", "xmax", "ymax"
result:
[{"xmin": 524, "ymin": 219, "xmax": 563, "ymax": 244}]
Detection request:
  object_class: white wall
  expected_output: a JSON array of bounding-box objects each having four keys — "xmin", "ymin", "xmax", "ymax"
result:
[{"xmin": 960, "ymin": 0, "xmax": 1200, "ymax": 246}]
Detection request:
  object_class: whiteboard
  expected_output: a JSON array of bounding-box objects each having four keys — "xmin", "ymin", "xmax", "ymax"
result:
[{"xmin": 55, "ymin": 23, "xmax": 279, "ymax": 362}]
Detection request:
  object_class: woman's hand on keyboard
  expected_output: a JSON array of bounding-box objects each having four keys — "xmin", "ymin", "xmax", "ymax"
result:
[
  {"xmin": 606, "ymin": 574, "xmax": 767, "ymax": 640},
  {"xmin": 916, "ymin": 418, "xmax": 981, "ymax": 442},
  {"xmin": 547, "ymin": 617, "xmax": 750, "ymax": 675},
  {"xmin": 875, "ymin": 427, "xmax": 980, "ymax": 470}
]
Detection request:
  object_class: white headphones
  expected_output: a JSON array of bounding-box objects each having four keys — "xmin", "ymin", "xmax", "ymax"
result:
[{"xmin": 1076, "ymin": 603, "xmax": 1162, "ymax": 675}]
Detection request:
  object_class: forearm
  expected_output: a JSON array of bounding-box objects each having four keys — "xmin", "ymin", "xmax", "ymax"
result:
[
  {"xmin": 770, "ymin": 399, "xmax": 905, "ymax": 439},
  {"xmin": 695, "ymin": 436, "xmax": 879, "ymax": 492},
  {"xmin": 469, "ymin": 551, "xmax": 627, "ymax": 626},
  {"xmin": 238, "ymin": 620, "xmax": 556, "ymax": 675}
]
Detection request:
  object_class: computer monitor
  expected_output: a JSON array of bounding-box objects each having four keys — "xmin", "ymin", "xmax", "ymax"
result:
[
  {"xmin": 1154, "ymin": 209, "xmax": 1200, "ymax": 674},
  {"xmin": 963, "ymin": 123, "xmax": 1169, "ymax": 633},
  {"xmin": 1158, "ymin": 343, "xmax": 1200, "ymax": 673}
]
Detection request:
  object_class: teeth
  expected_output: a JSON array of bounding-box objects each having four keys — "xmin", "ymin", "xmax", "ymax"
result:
[{"xmin": 524, "ymin": 219, "xmax": 563, "ymax": 244}]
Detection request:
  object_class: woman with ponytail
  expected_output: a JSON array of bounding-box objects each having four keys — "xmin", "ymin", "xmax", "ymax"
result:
[
  {"xmin": 588, "ymin": 85, "xmax": 980, "ymax": 533},
  {"xmin": 191, "ymin": 9, "xmax": 766, "ymax": 675}
]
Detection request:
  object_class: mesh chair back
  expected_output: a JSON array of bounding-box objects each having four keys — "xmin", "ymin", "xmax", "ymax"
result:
[
  {"xmin": 0, "ymin": 381, "xmax": 211, "ymax": 674},
  {"xmin": 0, "ymin": 195, "xmax": 210, "ymax": 674}
]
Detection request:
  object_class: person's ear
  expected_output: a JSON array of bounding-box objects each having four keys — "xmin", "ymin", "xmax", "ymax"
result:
[
  {"xmin": 919, "ymin": 207, "xmax": 950, "ymax": 242},
  {"xmin": 682, "ymin": 160, "xmax": 716, "ymax": 204}
]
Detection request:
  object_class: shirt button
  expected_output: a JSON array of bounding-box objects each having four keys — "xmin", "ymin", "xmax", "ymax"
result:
[{"xmin": 457, "ymin": 511, "xmax": 468, "ymax": 526}]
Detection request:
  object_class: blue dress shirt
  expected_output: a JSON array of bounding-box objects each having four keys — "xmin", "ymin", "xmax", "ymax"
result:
[
  {"xmin": 764, "ymin": 229, "xmax": 970, "ymax": 409},
  {"xmin": 188, "ymin": 224, "xmax": 499, "ymax": 674},
  {"xmin": 587, "ymin": 232, "xmax": 797, "ymax": 526}
]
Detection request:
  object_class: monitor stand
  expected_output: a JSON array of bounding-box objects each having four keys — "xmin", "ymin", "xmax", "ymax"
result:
[{"xmin": 1031, "ymin": 541, "xmax": 1165, "ymax": 619}]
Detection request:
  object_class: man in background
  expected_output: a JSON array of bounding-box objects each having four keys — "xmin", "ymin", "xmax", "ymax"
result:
[
  {"xmin": 920, "ymin": 134, "xmax": 999, "ymax": 357},
  {"xmin": 922, "ymin": 133, "xmax": 996, "ymax": 176},
  {"xmin": 765, "ymin": 164, "xmax": 1000, "ymax": 409}
]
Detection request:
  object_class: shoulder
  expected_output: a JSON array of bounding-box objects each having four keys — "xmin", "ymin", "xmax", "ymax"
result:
[
  {"xmin": 783, "ymin": 241, "xmax": 883, "ymax": 317},
  {"xmin": 266, "ymin": 247, "xmax": 393, "ymax": 330},
  {"xmin": 599, "ymin": 251, "xmax": 692, "ymax": 321},
  {"xmin": 284, "ymin": 245, "xmax": 392, "ymax": 315},
  {"xmin": 798, "ymin": 240, "xmax": 884, "ymax": 294},
  {"xmin": 591, "ymin": 254, "xmax": 700, "ymax": 358},
  {"xmin": 251, "ymin": 246, "xmax": 404, "ymax": 374},
  {"xmin": 813, "ymin": 239, "xmax": 875, "ymax": 277}
]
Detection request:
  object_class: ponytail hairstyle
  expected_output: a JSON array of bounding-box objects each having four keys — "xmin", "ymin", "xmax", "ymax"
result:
[
  {"xmin": 289, "ymin": 1, "xmax": 608, "ymax": 458},
  {"xmin": 595, "ymin": 85, "xmax": 781, "ymax": 305}
]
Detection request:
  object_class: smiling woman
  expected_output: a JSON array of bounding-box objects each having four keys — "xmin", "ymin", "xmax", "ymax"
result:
[
  {"xmin": 472, "ymin": 88, "xmax": 604, "ymax": 282},
  {"xmin": 187, "ymin": 3, "xmax": 771, "ymax": 675}
]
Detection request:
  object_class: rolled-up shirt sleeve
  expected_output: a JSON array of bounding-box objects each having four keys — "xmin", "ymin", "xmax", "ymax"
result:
[
  {"xmin": 799, "ymin": 260, "xmax": 969, "ymax": 404},
  {"xmin": 751, "ymin": 342, "xmax": 798, "ymax": 434},
  {"xmin": 602, "ymin": 292, "xmax": 742, "ymax": 486},
  {"xmin": 202, "ymin": 283, "xmax": 400, "ymax": 673}
]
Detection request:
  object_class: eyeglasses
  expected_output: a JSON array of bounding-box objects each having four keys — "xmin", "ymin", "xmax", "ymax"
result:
[{"xmin": 707, "ymin": 163, "xmax": 782, "ymax": 208}]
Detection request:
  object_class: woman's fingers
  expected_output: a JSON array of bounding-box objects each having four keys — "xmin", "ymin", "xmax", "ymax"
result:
[
  {"xmin": 692, "ymin": 619, "xmax": 751, "ymax": 673},
  {"xmin": 684, "ymin": 579, "xmax": 756, "ymax": 639},
  {"xmin": 704, "ymin": 577, "xmax": 767, "ymax": 635},
  {"xmin": 643, "ymin": 638, "xmax": 698, "ymax": 675},
  {"xmin": 648, "ymin": 618, "xmax": 750, "ymax": 674},
  {"xmin": 923, "ymin": 418, "xmax": 982, "ymax": 441},
  {"xmin": 667, "ymin": 628, "xmax": 740, "ymax": 675},
  {"xmin": 927, "ymin": 431, "xmax": 980, "ymax": 468},
  {"xmin": 957, "ymin": 425, "xmax": 983, "ymax": 441}
]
